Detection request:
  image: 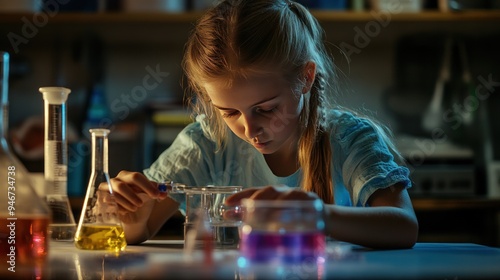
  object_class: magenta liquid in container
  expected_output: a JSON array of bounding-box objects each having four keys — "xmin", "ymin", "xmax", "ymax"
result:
[{"xmin": 239, "ymin": 199, "xmax": 326, "ymax": 265}]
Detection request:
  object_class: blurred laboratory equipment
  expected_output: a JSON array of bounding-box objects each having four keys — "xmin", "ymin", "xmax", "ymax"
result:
[
  {"xmin": 0, "ymin": 51, "xmax": 51, "ymax": 269},
  {"xmin": 422, "ymin": 36, "xmax": 453, "ymax": 132},
  {"xmin": 0, "ymin": 0, "xmax": 41, "ymax": 12},
  {"xmin": 39, "ymin": 86, "xmax": 77, "ymax": 241},
  {"xmin": 370, "ymin": 0, "xmax": 423, "ymax": 12},
  {"xmin": 122, "ymin": 0, "xmax": 186, "ymax": 12},
  {"xmin": 74, "ymin": 128, "xmax": 127, "ymax": 252}
]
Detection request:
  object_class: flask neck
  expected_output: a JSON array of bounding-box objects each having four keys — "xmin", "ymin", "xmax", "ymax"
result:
[
  {"xmin": 91, "ymin": 133, "xmax": 109, "ymax": 174},
  {"xmin": 1, "ymin": 103, "xmax": 10, "ymax": 164},
  {"xmin": 0, "ymin": 104, "xmax": 7, "ymax": 140},
  {"xmin": 1, "ymin": 52, "xmax": 9, "ymax": 140}
]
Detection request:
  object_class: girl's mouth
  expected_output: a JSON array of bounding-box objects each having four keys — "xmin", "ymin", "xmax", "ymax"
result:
[{"xmin": 253, "ymin": 141, "xmax": 270, "ymax": 149}]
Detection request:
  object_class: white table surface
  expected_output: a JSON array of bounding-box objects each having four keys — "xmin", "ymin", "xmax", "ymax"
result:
[{"xmin": 3, "ymin": 240, "xmax": 500, "ymax": 279}]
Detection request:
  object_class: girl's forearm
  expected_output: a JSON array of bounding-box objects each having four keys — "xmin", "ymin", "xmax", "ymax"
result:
[{"xmin": 324, "ymin": 204, "xmax": 419, "ymax": 249}]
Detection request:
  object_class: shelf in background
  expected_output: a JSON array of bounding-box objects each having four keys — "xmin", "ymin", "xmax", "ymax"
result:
[
  {"xmin": 313, "ymin": 10, "xmax": 500, "ymax": 22},
  {"xmin": 0, "ymin": 11, "xmax": 202, "ymax": 24},
  {"xmin": 1, "ymin": 10, "xmax": 499, "ymax": 49},
  {"xmin": 0, "ymin": 10, "xmax": 499, "ymax": 24}
]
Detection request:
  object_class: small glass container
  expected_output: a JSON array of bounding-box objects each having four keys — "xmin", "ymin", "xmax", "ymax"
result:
[
  {"xmin": 181, "ymin": 185, "xmax": 242, "ymax": 249},
  {"xmin": 239, "ymin": 199, "xmax": 326, "ymax": 264},
  {"xmin": 74, "ymin": 128, "xmax": 126, "ymax": 252}
]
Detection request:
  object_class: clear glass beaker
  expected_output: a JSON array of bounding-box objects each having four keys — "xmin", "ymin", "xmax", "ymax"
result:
[
  {"xmin": 183, "ymin": 185, "xmax": 242, "ymax": 249},
  {"xmin": 74, "ymin": 128, "xmax": 126, "ymax": 252},
  {"xmin": 39, "ymin": 86, "xmax": 77, "ymax": 241},
  {"xmin": 0, "ymin": 51, "xmax": 51, "ymax": 268}
]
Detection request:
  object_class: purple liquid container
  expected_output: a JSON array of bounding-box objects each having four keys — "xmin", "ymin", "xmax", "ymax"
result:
[{"xmin": 239, "ymin": 199, "xmax": 326, "ymax": 265}]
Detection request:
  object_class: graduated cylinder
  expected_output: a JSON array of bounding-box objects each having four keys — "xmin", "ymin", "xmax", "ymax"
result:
[{"xmin": 39, "ymin": 86, "xmax": 76, "ymax": 241}]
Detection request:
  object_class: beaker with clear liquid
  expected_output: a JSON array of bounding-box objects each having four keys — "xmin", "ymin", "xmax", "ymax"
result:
[
  {"xmin": 39, "ymin": 86, "xmax": 77, "ymax": 241},
  {"xmin": 0, "ymin": 51, "xmax": 51, "ymax": 269},
  {"xmin": 74, "ymin": 128, "xmax": 127, "ymax": 252},
  {"xmin": 182, "ymin": 185, "xmax": 242, "ymax": 249}
]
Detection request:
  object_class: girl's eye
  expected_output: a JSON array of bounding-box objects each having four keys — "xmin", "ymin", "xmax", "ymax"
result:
[
  {"xmin": 256, "ymin": 107, "xmax": 276, "ymax": 114},
  {"xmin": 221, "ymin": 111, "xmax": 240, "ymax": 118}
]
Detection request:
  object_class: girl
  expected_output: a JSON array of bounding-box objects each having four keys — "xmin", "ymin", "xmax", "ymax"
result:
[{"xmin": 110, "ymin": 0, "xmax": 418, "ymax": 249}]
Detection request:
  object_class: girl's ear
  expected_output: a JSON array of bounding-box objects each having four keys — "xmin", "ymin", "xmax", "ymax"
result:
[{"xmin": 302, "ymin": 61, "xmax": 317, "ymax": 94}]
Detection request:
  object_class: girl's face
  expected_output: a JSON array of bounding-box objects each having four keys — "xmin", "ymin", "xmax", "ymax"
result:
[{"xmin": 205, "ymin": 75, "xmax": 304, "ymax": 155}]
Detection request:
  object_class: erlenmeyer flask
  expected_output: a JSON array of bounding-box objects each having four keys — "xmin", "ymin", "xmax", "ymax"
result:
[
  {"xmin": 39, "ymin": 86, "xmax": 77, "ymax": 241},
  {"xmin": 74, "ymin": 128, "xmax": 127, "ymax": 252},
  {"xmin": 0, "ymin": 51, "xmax": 51, "ymax": 268}
]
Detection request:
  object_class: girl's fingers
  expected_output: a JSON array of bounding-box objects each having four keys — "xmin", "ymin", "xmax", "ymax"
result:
[
  {"xmin": 110, "ymin": 177, "xmax": 144, "ymax": 207},
  {"xmin": 112, "ymin": 191, "xmax": 139, "ymax": 212},
  {"xmin": 116, "ymin": 170, "xmax": 161, "ymax": 199},
  {"xmin": 227, "ymin": 185, "xmax": 319, "ymax": 205},
  {"xmin": 276, "ymin": 189, "xmax": 318, "ymax": 201},
  {"xmin": 156, "ymin": 191, "xmax": 169, "ymax": 201},
  {"xmin": 225, "ymin": 188, "xmax": 260, "ymax": 206},
  {"xmin": 110, "ymin": 171, "xmax": 164, "ymax": 206},
  {"xmin": 249, "ymin": 186, "xmax": 282, "ymax": 200},
  {"xmin": 220, "ymin": 204, "xmax": 243, "ymax": 222},
  {"xmin": 226, "ymin": 185, "xmax": 292, "ymax": 205}
]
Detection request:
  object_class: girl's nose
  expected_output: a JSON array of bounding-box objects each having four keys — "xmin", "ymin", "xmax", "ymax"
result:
[{"xmin": 241, "ymin": 114, "xmax": 263, "ymax": 140}]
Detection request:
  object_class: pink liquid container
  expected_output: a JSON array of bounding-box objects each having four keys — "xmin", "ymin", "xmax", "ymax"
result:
[{"xmin": 239, "ymin": 199, "xmax": 326, "ymax": 265}]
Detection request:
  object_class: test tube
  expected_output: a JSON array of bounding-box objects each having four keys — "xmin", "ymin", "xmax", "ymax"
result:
[{"xmin": 39, "ymin": 87, "xmax": 76, "ymax": 241}]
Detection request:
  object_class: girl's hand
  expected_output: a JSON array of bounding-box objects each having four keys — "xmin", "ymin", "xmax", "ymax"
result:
[
  {"xmin": 225, "ymin": 185, "xmax": 319, "ymax": 207},
  {"xmin": 108, "ymin": 171, "xmax": 168, "ymax": 222},
  {"xmin": 223, "ymin": 185, "xmax": 323, "ymax": 223}
]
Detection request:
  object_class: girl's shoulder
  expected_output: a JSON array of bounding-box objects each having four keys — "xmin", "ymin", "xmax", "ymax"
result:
[
  {"xmin": 178, "ymin": 114, "xmax": 214, "ymax": 137},
  {"xmin": 172, "ymin": 114, "xmax": 217, "ymax": 148},
  {"xmin": 325, "ymin": 109, "xmax": 357, "ymax": 125},
  {"xmin": 325, "ymin": 109, "xmax": 380, "ymax": 142},
  {"xmin": 325, "ymin": 109, "xmax": 362, "ymax": 132}
]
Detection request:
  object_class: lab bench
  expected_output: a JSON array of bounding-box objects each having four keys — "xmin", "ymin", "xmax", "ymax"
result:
[{"xmin": 4, "ymin": 240, "xmax": 500, "ymax": 279}]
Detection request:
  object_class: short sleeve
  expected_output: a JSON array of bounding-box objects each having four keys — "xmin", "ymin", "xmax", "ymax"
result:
[
  {"xmin": 332, "ymin": 111, "xmax": 411, "ymax": 207},
  {"xmin": 143, "ymin": 121, "xmax": 216, "ymax": 214}
]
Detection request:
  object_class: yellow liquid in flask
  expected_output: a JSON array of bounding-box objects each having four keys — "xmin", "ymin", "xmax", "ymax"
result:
[{"xmin": 75, "ymin": 224, "xmax": 127, "ymax": 252}]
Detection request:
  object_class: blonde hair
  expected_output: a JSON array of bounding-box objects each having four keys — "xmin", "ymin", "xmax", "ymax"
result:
[{"xmin": 183, "ymin": 0, "xmax": 341, "ymax": 204}]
